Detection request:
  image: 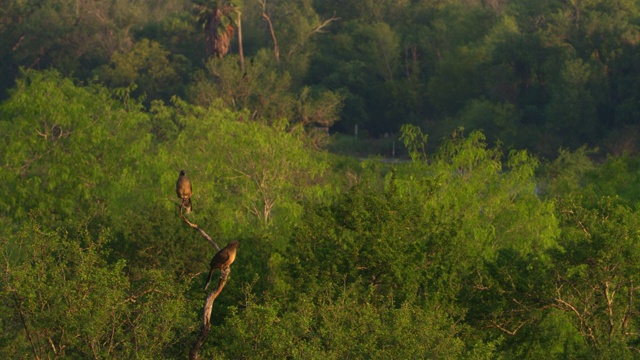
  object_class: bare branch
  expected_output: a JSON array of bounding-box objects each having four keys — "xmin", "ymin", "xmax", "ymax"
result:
[
  {"xmin": 287, "ymin": 13, "xmax": 340, "ymax": 59},
  {"xmin": 180, "ymin": 206, "xmax": 219, "ymax": 251},
  {"xmin": 553, "ymin": 289, "xmax": 597, "ymax": 344},
  {"xmin": 490, "ymin": 320, "xmax": 526, "ymax": 336},
  {"xmin": 258, "ymin": 0, "xmax": 280, "ymax": 64},
  {"xmin": 236, "ymin": 10, "xmax": 245, "ymax": 72},
  {"xmin": 307, "ymin": 13, "xmax": 340, "ymax": 37},
  {"xmin": 123, "ymin": 287, "xmax": 172, "ymax": 304},
  {"xmin": 604, "ymin": 281, "xmax": 616, "ymax": 336},
  {"xmin": 48, "ymin": 337, "xmax": 57, "ymax": 356},
  {"xmin": 622, "ymin": 280, "xmax": 634, "ymax": 331},
  {"xmin": 13, "ymin": 294, "xmax": 41, "ymax": 360},
  {"xmin": 189, "ymin": 267, "xmax": 230, "ymax": 360},
  {"xmin": 12, "ymin": 34, "xmax": 25, "ymax": 51}
]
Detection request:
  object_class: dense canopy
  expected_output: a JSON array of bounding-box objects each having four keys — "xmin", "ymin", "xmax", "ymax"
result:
[{"xmin": 2, "ymin": 1, "xmax": 640, "ymax": 358}]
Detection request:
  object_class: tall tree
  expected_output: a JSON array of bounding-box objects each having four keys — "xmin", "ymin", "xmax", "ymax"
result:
[{"xmin": 194, "ymin": 0, "xmax": 241, "ymax": 59}]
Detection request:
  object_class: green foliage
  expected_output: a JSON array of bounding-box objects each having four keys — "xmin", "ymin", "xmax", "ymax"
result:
[
  {"xmin": 0, "ymin": 221, "xmax": 191, "ymax": 358},
  {"xmin": 450, "ymin": 99, "xmax": 520, "ymax": 145},
  {"xmin": 93, "ymin": 39, "xmax": 190, "ymax": 103},
  {"xmin": 460, "ymin": 248, "xmax": 555, "ymax": 350},
  {"xmin": 500, "ymin": 309, "xmax": 588, "ymax": 359},
  {"xmin": 161, "ymin": 99, "xmax": 332, "ymax": 239},
  {"xmin": 265, "ymin": 0, "xmax": 331, "ymax": 78},
  {"xmin": 0, "ymin": 0, "xmax": 179, "ymax": 88},
  {"xmin": 188, "ymin": 51, "xmax": 342, "ymax": 144},
  {"xmin": 545, "ymin": 58, "xmax": 599, "ymax": 147},
  {"xmin": 538, "ymin": 146, "xmax": 597, "ymax": 197},
  {"xmin": 4, "ymin": 0, "xmax": 640, "ymax": 154},
  {"xmin": 308, "ymin": 19, "xmax": 405, "ymax": 134},
  {"xmin": 5, "ymin": 13, "xmax": 640, "ymax": 354},
  {"xmin": 207, "ymin": 285, "xmax": 475, "ymax": 359},
  {"xmin": 551, "ymin": 196, "xmax": 640, "ymax": 356},
  {"xmin": 400, "ymin": 123, "xmax": 428, "ymax": 161},
  {"xmin": 326, "ymin": 133, "xmax": 403, "ymax": 158},
  {"xmin": 427, "ymin": 45, "xmax": 490, "ymax": 116},
  {"xmin": 424, "ymin": 130, "xmax": 558, "ymax": 260},
  {"xmin": 287, "ymin": 183, "xmax": 431, "ymax": 304},
  {"xmin": 0, "ymin": 70, "xmax": 152, "ymax": 231},
  {"xmin": 282, "ymin": 129, "xmax": 563, "ymax": 356},
  {"xmin": 189, "ymin": 52, "xmax": 293, "ymax": 120},
  {"xmin": 585, "ymin": 155, "xmax": 640, "ymax": 202}
]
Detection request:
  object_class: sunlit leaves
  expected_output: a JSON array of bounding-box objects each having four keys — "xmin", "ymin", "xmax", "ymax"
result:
[
  {"xmin": 0, "ymin": 70, "xmax": 152, "ymax": 228},
  {"xmin": 0, "ymin": 222, "xmax": 190, "ymax": 358},
  {"xmin": 552, "ymin": 196, "xmax": 640, "ymax": 355}
]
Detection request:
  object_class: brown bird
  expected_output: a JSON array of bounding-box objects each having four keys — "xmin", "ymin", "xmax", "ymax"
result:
[
  {"xmin": 204, "ymin": 241, "xmax": 239, "ymax": 290},
  {"xmin": 176, "ymin": 170, "xmax": 192, "ymax": 213}
]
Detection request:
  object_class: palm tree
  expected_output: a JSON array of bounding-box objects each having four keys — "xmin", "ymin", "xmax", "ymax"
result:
[{"xmin": 193, "ymin": 0, "xmax": 241, "ymax": 60}]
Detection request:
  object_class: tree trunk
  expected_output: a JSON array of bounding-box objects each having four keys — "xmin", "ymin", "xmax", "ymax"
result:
[
  {"xmin": 237, "ymin": 11, "xmax": 245, "ymax": 72},
  {"xmin": 258, "ymin": 0, "xmax": 280, "ymax": 65}
]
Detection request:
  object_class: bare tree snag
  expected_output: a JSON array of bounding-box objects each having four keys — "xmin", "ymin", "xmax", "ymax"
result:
[
  {"xmin": 236, "ymin": 10, "xmax": 245, "ymax": 73},
  {"xmin": 258, "ymin": 0, "xmax": 280, "ymax": 65},
  {"xmin": 180, "ymin": 206, "xmax": 234, "ymax": 359},
  {"xmin": 189, "ymin": 268, "xmax": 230, "ymax": 360}
]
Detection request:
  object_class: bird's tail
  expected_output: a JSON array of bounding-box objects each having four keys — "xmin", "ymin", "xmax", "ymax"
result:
[
  {"xmin": 204, "ymin": 268, "xmax": 214, "ymax": 291},
  {"xmin": 182, "ymin": 198, "xmax": 192, "ymax": 214}
]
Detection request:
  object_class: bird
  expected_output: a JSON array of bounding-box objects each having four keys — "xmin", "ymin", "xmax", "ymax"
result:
[
  {"xmin": 204, "ymin": 240, "xmax": 240, "ymax": 290},
  {"xmin": 176, "ymin": 170, "xmax": 192, "ymax": 213}
]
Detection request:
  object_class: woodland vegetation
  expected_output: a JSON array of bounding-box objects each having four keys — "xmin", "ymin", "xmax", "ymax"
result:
[{"xmin": 2, "ymin": 0, "xmax": 640, "ymax": 358}]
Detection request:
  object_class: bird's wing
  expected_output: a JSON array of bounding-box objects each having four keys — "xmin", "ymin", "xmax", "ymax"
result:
[
  {"xmin": 182, "ymin": 177, "xmax": 192, "ymax": 197},
  {"xmin": 176, "ymin": 177, "xmax": 192, "ymax": 198},
  {"xmin": 213, "ymin": 249, "xmax": 231, "ymax": 266}
]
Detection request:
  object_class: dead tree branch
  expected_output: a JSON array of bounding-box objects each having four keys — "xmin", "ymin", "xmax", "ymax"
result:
[
  {"xmin": 189, "ymin": 268, "xmax": 230, "ymax": 360},
  {"xmin": 258, "ymin": 0, "xmax": 279, "ymax": 64},
  {"xmin": 553, "ymin": 286, "xmax": 597, "ymax": 345},
  {"xmin": 13, "ymin": 294, "xmax": 41, "ymax": 360},
  {"xmin": 180, "ymin": 207, "xmax": 219, "ymax": 251},
  {"xmin": 180, "ymin": 206, "xmax": 233, "ymax": 359},
  {"xmin": 490, "ymin": 320, "xmax": 527, "ymax": 336},
  {"xmin": 307, "ymin": 12, "xmax": 340, "ymax": 36}
]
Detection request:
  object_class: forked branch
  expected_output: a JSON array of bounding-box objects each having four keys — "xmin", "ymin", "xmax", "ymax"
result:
[{"xmin": 180, "ymin": 206, "xmax": 231, "ymax": 359}]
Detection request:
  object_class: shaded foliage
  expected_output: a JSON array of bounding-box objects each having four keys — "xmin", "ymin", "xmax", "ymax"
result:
[{"xmin": 4, "ymin": 5, "xmax": 640, "ymax": 353}]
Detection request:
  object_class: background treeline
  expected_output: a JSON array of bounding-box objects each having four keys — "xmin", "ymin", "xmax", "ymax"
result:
[
  {"xmin": 3, "ymin": 0, "xmax": 640, "ymax": 156},
  {"xmin": 3, "ymin": 0, "xmax": 640, "ymax": 358}
]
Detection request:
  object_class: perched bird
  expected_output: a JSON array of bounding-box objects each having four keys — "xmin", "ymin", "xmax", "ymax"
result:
[
  {"xmin": 204, "ymin": 241, "xmax": 240, "ymax": 290},
  {"xmin": 176, "ymin": 170, "xmax": 192, "ymax": 213}
]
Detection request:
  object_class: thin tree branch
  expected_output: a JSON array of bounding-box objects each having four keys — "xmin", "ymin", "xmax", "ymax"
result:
[
  {"xmin": 13, "ymin": 294, "xmax": 41, "ymax": 360},
  {"xmin": 306, "ymin": 13, "xmax": 340, "ymax": 36},
  {"xmin": 622, "ymin": 280, "xmax": 634, "ymax": 331},
  {"xmin": 604, "ymin": 281, "xmax": 616, "ymax": 336},
  {"xmin": 258, "ymin": 0, "xmax": 279, "ymax": 64},
  {"xmin": 490, "ymin": 320, "xmax": 526, "ymax": 336},
  {"xmin": 180, "ymin": 206, "xmax": 219, "ymax": 251},
  {"xmin": 554, "ymin": 290, "xmax": 597, "ymax": 344}
]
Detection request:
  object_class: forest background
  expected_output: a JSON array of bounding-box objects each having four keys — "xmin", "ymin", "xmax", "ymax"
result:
[{"xmin": 2, "ymin": 0, "xmax": 640, "ymax": 358}]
